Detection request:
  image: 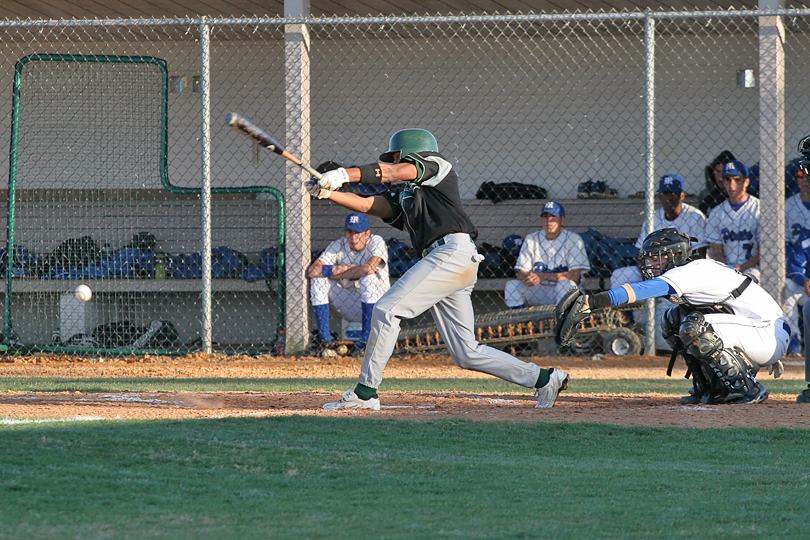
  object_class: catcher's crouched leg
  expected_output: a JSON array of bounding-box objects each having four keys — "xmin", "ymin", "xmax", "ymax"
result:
[
  {"xmin": 660, "ymin": 306, "xmax": 707, "ymax": 404},
  {"xmin": 678, "ymin": 312, "xmax": 767, "ymax": 405}
]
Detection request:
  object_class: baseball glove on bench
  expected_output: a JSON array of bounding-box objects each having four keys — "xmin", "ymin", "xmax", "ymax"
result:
[{"xmin": 554, "ymin": 289, "xmax": 590, "ymax": 349}]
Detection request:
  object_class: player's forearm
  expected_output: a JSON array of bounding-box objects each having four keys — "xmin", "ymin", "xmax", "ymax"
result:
[
  {"xmin": 738, "ymin": 253, "xmax": 760, "ymax": 272},
  {"xmin": 343, "ymin": 162, "xmax": 418, "ymax": 184},
  {"xmin": 710, "ymin": 244, "xmax": 726, "ymax": 262},
  {"xmin": 306, "ymin": 261, "xmax": 325, "ymax": 278},
  {"xmin": 332, "ymin": 264, "xmax": 362, "ymax": 280},
  {"xmin": 587, "ymin": 279, "xmax": 672, "ymax": 309},
  {"xmin": 555, "ymin": 269, "xmax": 581, "ymax": 283},
  {"xmin": 335, "ymin": 259, "xmax": 381, "ymax": 280}
]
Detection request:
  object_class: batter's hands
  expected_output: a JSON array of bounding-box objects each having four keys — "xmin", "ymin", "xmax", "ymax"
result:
[
  {"xmin": 305, "ymin": 179, "xmax": 332, "ymax": 199},
  {"xmin": 318, "ymin": 167, "xmax": 350, "ymax": 190},
  {"xmin": 768, "ymin": 360, "xmax": 785, "ymax": 379}
]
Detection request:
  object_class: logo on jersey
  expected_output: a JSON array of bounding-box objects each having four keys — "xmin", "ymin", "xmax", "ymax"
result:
[
  {"xmin": 720, "ymin": 228, "xmax": 754, "ymax": 242},
  {"xmin": 533, "ymin": 262, "xmax": 568, "ymax": 273}
]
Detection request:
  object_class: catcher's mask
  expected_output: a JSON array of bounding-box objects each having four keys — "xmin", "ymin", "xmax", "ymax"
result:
[
  {"xmin": 379, "ymin": 128, "xmax": 438, "ymax": 163},
  {"xmin": 637, "ymin": 227, "xmax": 692, "ymax": 280}
]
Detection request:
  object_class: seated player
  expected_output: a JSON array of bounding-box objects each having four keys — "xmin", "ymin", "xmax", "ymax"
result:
[
  {"xmin": 706, "ymin": 160, "xmax": 761, "ymax": 283},
  {"xmin": 568, "ymin": 228, "xmax": 789, "ymax": 405},
  {"xmin": 307, "ymin": 213, "xmax": 390, "ymax": 351},
  {"xmin": 503, "ymin": 201, "xmax": 590, "ymax": 309}
]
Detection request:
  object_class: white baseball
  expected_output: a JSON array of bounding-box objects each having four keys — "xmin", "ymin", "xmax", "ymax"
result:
[{"xmin": 74, "ymin": 284, "xmax": 93, "ymax": 302}]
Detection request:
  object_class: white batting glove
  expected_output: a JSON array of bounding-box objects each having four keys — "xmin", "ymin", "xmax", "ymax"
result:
[
  {"xmin": 305, "ymin": 179, "xmax": 332, "ymax": 199},
  {"xmin": 318, "ymin": 167, "xmax": 350, "ymax": 191},
  {"xmin": 768, "ymin": 360, "xmax": 785, "ymax": 379}
]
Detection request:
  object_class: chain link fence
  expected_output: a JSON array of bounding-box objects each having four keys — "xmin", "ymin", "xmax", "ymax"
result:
[{"xmin": 0, "ymin": 9, "xmax": 807, "ymax": 356}]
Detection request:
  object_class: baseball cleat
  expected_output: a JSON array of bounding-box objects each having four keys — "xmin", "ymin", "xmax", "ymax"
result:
[
  {"xmin": 323, "ymin": 389, "xmax": 381, "ymax": 411},
  {"xmin": 535, "ymin": 368, "xmax": 569, "ymax": 408},
  {"xmin": 797, "ymin": 387, "xmax": 810, "ymax": 404}
]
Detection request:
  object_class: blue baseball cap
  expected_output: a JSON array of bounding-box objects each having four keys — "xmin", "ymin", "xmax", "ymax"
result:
[
  {"xmin": 657, "ymin": 174, "xmax": 685, "ymax": 193},
  {"xmin": 345, "ymin": 212, "xmax": 370, "ymax": 233},
  {"xmin": 541, "ymin": 201, "xmax": 565, "ymax": 217},
  {"xmin": 723, "ymin": 160, "xmax": 749, "ymax": 178}
]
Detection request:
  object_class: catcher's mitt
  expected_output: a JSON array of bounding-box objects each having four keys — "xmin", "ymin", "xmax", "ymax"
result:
[{"xmin": 554, "ymin": 289, "xmax": 590, "ymax": 348}]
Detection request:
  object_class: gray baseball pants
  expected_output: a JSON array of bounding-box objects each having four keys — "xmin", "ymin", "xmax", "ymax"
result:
[{"xmin": 357, "ymin": 233, "xmax": 542, "ymax": 390}]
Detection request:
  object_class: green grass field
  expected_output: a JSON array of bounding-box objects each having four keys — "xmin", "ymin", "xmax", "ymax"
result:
[{"xmin": 1, "ymin": 378, "xmax": 809, "ymax": 539}]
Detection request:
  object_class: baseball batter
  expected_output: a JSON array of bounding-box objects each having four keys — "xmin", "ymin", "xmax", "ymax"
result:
[
  {"xmin": 705, "ymin": 160, "xmax": 760, "ymax": 282},
  {"xmin": 504, "ymin": 201, "xmax": 589, "ymax": 308},
  {"xmin": 575, "ymin": 228, "xmax": 789, "ymax": 404},
  {"xmin": 306, "ymin": 128, "xmax": 569, "ymax": 410},
  {"xmin": 307, "ymin": 212, "xmax": 390, "ymax": 349}
]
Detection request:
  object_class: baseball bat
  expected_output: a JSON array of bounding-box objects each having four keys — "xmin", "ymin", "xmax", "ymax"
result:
[{"xmin": 225, "ymin": 112, "xmax": 322, "ymax": 179}]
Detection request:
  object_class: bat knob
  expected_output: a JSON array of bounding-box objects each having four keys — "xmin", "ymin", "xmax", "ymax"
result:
[{"xmin": 225, "ymin": 112, "xmax": 238, "ymax": 125}]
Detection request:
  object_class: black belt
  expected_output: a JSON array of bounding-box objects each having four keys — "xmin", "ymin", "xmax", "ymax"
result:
[{"xmin": 421, "ymin": 235, "xmax": 474, "ymax": 258}]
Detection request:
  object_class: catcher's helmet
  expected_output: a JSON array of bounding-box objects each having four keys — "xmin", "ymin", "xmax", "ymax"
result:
[
  {"xmin": 637, "ymin": 227, "xmax": 692, "ymax": 280},
  {"xmin": 379, "ymin": 129, "xmax": 438, "ymax": 163}
]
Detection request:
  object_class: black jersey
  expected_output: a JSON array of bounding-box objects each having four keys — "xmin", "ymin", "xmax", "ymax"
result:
[{"xmin": 381, "ymin": 151, "xmax": 478, "ymax": 254}]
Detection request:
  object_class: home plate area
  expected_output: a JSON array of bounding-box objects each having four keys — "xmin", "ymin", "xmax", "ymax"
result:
[{"xmin": 0, "ymin": 353, "xmax": 806, "ymax": 427}]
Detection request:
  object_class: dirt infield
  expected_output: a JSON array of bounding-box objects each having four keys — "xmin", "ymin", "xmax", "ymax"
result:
[{"xmin": 1, "ymin": 353, "xmax": 808, "ymax": 427}]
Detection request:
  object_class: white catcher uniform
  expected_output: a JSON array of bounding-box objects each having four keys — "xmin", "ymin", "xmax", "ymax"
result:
[
  {"xmin": 706, "ymin": 196, "xmax": 760, "ymax": 281},
  {"xmin": 659, "ymin": 259, "xmax": 789, "ymax": 367},
  {"xmin": 610, "ymin": 203, "xmax": 708, "ymax": 287},
  {"xmin": 504, "ymin": 229, "xmax": 590, "ymax": 307},
  {"xmin": 310, "ymin": 234, "xmax": 390, "ymax": 322}
]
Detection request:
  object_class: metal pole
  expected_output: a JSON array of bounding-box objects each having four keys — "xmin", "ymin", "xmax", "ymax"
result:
[
  {"xmin": 643, "ymin": 15, "xmax": 656, "ymax": 356},
  {"xmin": 199, "ymin": 17, "xmax": 213, "ymax": 354}
]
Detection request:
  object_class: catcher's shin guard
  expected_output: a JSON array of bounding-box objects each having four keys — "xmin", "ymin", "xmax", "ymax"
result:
[
  {"xmin": 702, "ymin": 348, "xmax": 767, "ymax": 404},
  {"xmin": 678, "ymin": 312, "xmax": 766, "ymax": 404},
  {"xmin": 678, "ymin": 312, "xmax": 722, "ymax": 359}
]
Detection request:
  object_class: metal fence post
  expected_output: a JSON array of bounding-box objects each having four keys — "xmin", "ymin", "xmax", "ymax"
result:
[
  {"xmin": 759, "ymin": 0, "xmax": 787, "ymax": 303},
  {"xmin": 199, "ymin": 17, "xmax": 214, "ymax": 354},
  {"xmin": 643, "ymin": 14, "xmax": 656, "ymax": 356},
  {"xmin": 284, "ymin": 3, "xmax": 312, "ymax": 356}
]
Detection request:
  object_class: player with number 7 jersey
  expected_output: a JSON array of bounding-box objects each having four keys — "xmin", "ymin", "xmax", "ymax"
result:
[{"xmin": 705, "ymin": 160, "xmax": 760, "ymax": 282}]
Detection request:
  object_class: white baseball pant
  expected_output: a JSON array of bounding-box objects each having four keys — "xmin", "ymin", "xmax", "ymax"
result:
[
  {"xmin": 705, "ymin": 313, "xmax": 790, "ymax": 367},
  {"xmin": 310, "ymin": 274, "xmax": 387, "ymax": 322}
]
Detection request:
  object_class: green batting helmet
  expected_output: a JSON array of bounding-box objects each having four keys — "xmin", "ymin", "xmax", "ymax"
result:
[{"xmin": 378, "ymin": 129, "xmax": 439, "ymax": 163}]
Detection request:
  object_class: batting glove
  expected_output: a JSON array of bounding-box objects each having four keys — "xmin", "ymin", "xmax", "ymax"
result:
[
  {"xmin": 318, "ymin": 167, "xmax": 350, "ymax": 190},
  {"xmin": 305, "ymin": 179, "xmax": 332, "ymax": 199},
  {"xmin": 768, "ymin": 360, "xmax": 785, "ymax": 379}
]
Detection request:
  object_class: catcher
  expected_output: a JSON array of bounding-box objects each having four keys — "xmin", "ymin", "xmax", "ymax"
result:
[{"xmin": 555, "ymin": 227, "xmax": 790, "ymax": 404}]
